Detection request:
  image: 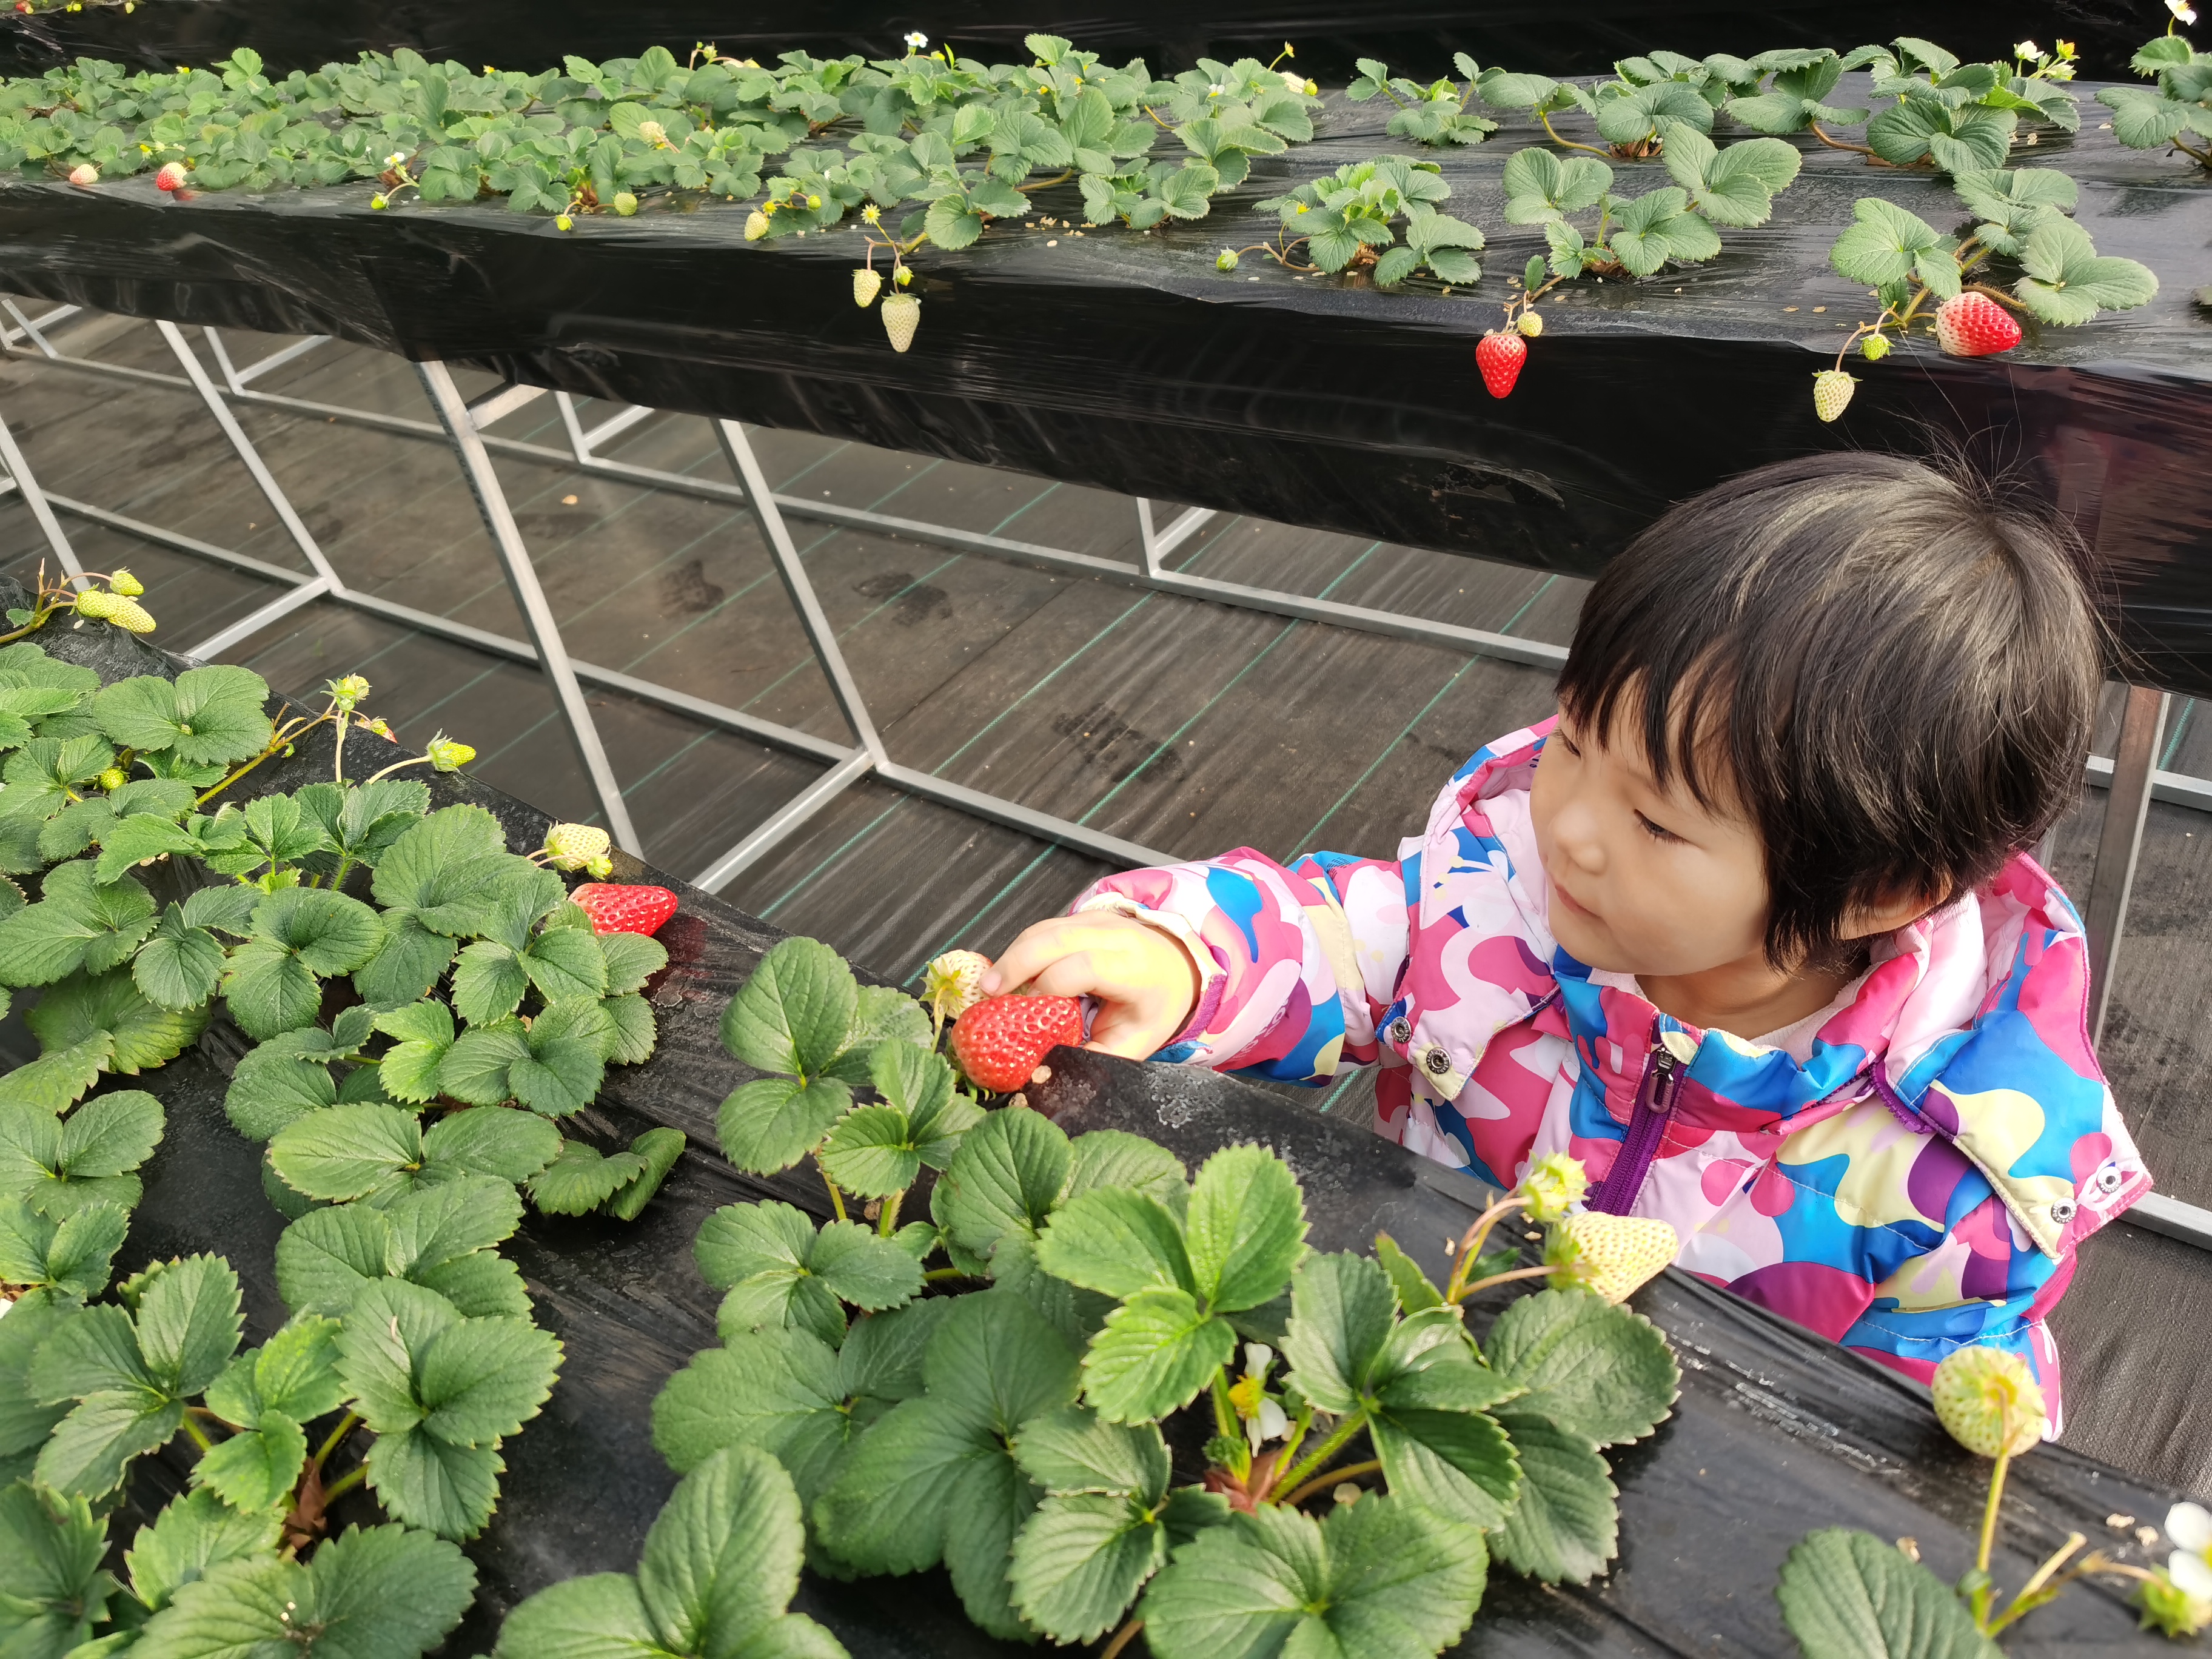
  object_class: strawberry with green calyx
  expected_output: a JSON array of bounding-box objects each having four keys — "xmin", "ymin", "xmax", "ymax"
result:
[
  {"xmin": 1476, "ymin": 331, "xmax": 1525, "ymax": 398},
  {"xmin": 73, "ymin": 588, "xmax": 156, "ymax": 634},
  {"xmin": 923, "ymin": 949, "xmax": 990, "ymax": 1028},
  {"xmin": 1479, "ymin": 256, "xmax": 1558, "ymax": 399},
  {"xmin": 1934, "ymin": 291, "xmax": 2023, "ymax": 358},
  {"xmin": 880, "ymin": 293, "xmax": 920, "ymax": 352},
  {"xmin": 1812, "ymin": 369, "xmax": 1858, "ymax": 423},
  {"xmin": 947, "ymin": 993, "xmax": 1083, "ymax": 1093},
  {"xmin": 1545, "ymin": 1213, "xmax": 1678, "ymax": 1304},
  {"xmin": 572, "ymin": 883, "xmax": 678, "ymax": 937},
  {"xmin": 539, "ymin": 823, "xmax": 614, "ymax": 878},
  {"xmin": 853, "ymin": 269, "xmax": 882, "ymax": 307}
]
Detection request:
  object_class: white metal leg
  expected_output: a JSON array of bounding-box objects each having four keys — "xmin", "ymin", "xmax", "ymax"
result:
[
  {"xmin": 0, "ymin": 409, "xmax": 85, "ymax": 585},
  {"xmin": 2086, "ymin": 686, "xmax": 2169, "ymax": 1044},
  {"xmin": 417, "ymin": 360, "xmax": 642, "ymax": 856}
]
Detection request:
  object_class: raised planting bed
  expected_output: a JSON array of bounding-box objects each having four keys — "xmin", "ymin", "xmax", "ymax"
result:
[
  {"xmin": 5, "ymin": 32, "xmax": 2212, "ymax": 689},
  {"xmin": 0, "ymin": 589, "xmax": 2197, "ymax": 1658}
]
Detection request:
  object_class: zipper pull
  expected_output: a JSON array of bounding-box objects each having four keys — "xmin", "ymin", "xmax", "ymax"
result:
[{"xmin": 1649, "ymin": 1028, "xmax": 1697, "ymax": 1112}]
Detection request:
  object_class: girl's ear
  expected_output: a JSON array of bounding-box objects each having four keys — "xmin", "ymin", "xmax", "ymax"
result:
[{"xmin": 1836, "ymin": 880, "xmax": 1951, "ymax": 942}]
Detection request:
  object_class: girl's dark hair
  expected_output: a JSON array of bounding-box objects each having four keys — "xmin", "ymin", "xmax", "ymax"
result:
[{"xmin": 1557, "ymin": 452, "xmax": 2102, "ymax": 968}]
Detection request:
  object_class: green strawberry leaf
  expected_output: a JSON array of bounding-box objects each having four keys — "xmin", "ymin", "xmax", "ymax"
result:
[
  {"xmin": 269, "ymin": 1105, "xmax": 426, "ymax": 1204},
  {"xmin": 0, "ymin": 1479, "xmax": 110, "ymax": 1654},
  {"xmin": 933, "ymin": 1105, "xmax": 1072, "ymax": 1270},
  {"xmin": 1483, "ymin": 1287, "xmax": 1678, "ymax": 1447},
  {"xmin": 124, "ymin": 1486, "xmax": 283, "ymax": 1614},
  {"xmin": 1139, "ymin": 1494, "xmax": 1487, "ymax": 1659},
  {"xmin": 1488, "ymin": 1408, "xmax": 1618, "ymax": 1583},
  {"xmin": 1081, "ymin": 1287, "xmax": 1233, "ymax": 1424},
  {"xmin": 93, "ymin": 665, "xmax": 272, "ymax": 765},
  {"xmin": 1776, "ymin": 1527, "xmax": 2003, "ymax": 1659},
  {"xmin": 720, "ymin": 937, "xmax": 859, "ymax": 1078},
  {"xmin": 131, "ymin": 1520, "xmax": 476, "ymax": 1658}
]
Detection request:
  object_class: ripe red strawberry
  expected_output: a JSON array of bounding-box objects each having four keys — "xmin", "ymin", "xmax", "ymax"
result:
[
  {"xmin": 948, "ymin": 994, "xmax": 1083, "ymax": 1093},
  {"xmin": 1932, "ymin": 292, "xmax": 2022, "ymax": 358},
  {"xmin": 155, "ymin": 161, "xmax": 188, "ymax": 192},
  {"xmin": 571, "ymin": 882, "xmax": 677, "ymax": 937},
  {"xmin": 1476, "ymin": 330, "xmax": 1526, "ymax": 398}
]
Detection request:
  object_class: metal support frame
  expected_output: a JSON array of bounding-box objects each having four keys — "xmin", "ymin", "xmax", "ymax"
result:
[
  {"xmin": 416, "ymin": 358, "xmax": 642, "ymax": 856},
  {"xmin": 0, "ymin": 409, "xmax": 84, "ymax": 584},
  {"xmin": 4, "ymin": 299, "xmax": 2212, "ymax": 1250},
  {"xmin": 2085, "ymin": 686, "xmax": 2170, "ymax": 1045}
]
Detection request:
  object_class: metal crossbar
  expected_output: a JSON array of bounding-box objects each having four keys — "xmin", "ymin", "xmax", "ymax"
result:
[{"xmin": 3, "ymin": 304, "xmax": 2210, "ymax": 1255}]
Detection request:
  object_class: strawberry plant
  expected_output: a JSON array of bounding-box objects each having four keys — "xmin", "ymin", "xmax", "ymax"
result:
[
  {"xmin": 492, "ymin": 1445, "xmax": 850, "ymax": 1658},
  {"xmin": 1239, "ymin": 155, "xmax": 1486, "ymax": 286},
  {"xmin": 1814, "ymin": 164, "xmax": 2157, "ymax": 415},
  {"xmin": 2100, "ymin": 29, "xmax": 2212, "ymax": 167},
  {"xmin": 637, "ymin": 939, "xmax": 1683, "ymax": 1659},
  {"xmin": 1344, "ymin": 55, "xmax": 1500, "ymax": 146},
  {"xmin": 1503, "ymin": 124, "xmax": 1802, "ymax": 281}
]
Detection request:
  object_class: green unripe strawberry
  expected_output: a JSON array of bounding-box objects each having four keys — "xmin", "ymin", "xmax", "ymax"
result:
[
  {"xmin": 853, "ymin": 268, "xmax": 882, "ymax": 307},
  {"xmin": 880, "ymin": 293, "xmax": 920, "ymax": 352},
  {"xmin": 1812, "ymin": 369, "xmax": 1857, "ymax": 423}
]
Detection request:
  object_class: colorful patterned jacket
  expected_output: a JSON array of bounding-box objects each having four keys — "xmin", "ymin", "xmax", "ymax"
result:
[{"xmin": 1074, "ymin": 721, "xmax": 2153, "ymax": 1432}]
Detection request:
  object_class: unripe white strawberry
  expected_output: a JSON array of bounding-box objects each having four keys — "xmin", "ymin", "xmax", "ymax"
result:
[
  {"xmin": 1517, "ymin": 309, "xmax": 1544, "ymax": 338},
  {"xmin": 880, "ymin": 292, "xmax": 920, "ymax": 352},
  {"xmin": 744, "ymin": 209, "xmax": 769, "ymax": 240},
  {"xmin": 1546, "ymin": 1213, "xmax": 1677, "ymax": 1304},
  {"xmin": 69, "ymin": 164, "xmax": 99, "ymax": 186},
  {"xmin": 1931, "ymin": 1347, "xmax": 2045, "ymax": 1458},
  {"xmin": 924, "ymin": 950, "xmax": 991, "ymax": 1020},
  {"xmin": 542, "ymin": 822, "xmax": 613, "ymax": 873},
  {"xmin": 853, "ymin": 268, "xmax": 882, "ymax": 307},
  {"xmin": 1812, "ymin": 369, "xmax": 1857, "ymax": 423}
]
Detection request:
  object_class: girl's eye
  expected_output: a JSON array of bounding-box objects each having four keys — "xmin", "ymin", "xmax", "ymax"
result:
[
  {"xmin": 1555, "ymin": 732, "xmax": 1581, "ymax": 757},
  {"xmin": 1636, "ymin": 813, "xmax": 1681, "ymax": 844}
]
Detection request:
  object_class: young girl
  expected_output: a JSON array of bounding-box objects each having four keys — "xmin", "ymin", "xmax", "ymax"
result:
[{"xmin": 982, "ymin": 453, "xmax": 2151, "ymax": 1432}]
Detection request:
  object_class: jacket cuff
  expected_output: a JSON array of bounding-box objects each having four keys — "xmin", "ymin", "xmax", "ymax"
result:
[{"xmin": 1071, "ymin": 893, "xmax": 1225, "ymax": 1048}]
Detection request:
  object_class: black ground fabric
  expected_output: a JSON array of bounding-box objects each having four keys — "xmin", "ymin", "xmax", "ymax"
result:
[
  {"xmin": 0, "ymin": 1, "xmax": 2168, "ymax": 87},
  {"xmin": 5, "ymin": 71, "xmax": 2210, "ymax": 690}
]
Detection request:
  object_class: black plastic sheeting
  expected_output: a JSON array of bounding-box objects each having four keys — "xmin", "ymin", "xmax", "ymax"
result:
[
  {"xmin": 58, "ymin": 705, "xmax": 2174, "ymax": 1656},
  {"xmin": 0, "ymin": 2, "xmax": 2165, "ymax": 86},
  {"xmin": 7, "ymin": 79, "xmax": 2212, "ymax": 693}
]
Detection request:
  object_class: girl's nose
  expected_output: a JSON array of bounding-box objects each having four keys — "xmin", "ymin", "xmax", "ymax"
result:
[{"xmin": 1551, "ymin": 799, "xmax": 1607, "ymax": 873}]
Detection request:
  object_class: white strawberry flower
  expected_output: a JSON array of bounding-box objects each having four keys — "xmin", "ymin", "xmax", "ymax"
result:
[
  {"xmin": 2016, "ymin": 41, "xmax": 2040, "ymax": 59},
  {"xmin": 384, "ymin": 152, "xmax": 406, "ymax": 170},
  {"xmin": 2170, "ymin": 1503, "xmax": 2212, "ymax": 1603},
  {"xmin": 2170, "ymin": 0, "xmax": 2199, "ymax": 24},
  {"xmin": 1208, "ymin": 82, "xmax": 1227, "ymax": 96},
  {"xmin": 1228, "ymin": 1344, "xmax": 1290, "ymax": 1452},
  {"xmin": 904, "ymin": 30, "xmax": 928, "ymax": 49}
]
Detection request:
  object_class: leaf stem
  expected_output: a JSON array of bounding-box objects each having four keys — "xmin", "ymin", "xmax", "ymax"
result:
[
  {"xmin": 922, "ymin": 1265, "xmax": 973, "ymax": 1282},
  {"xmin": 1808, "ymin": 122, "xmax": 1877, "ymax": 157},
  {"xmin": 877, "ymin": 1190, "xmax": 903, "ymax": 1235},
  {"xmin": 821, "ymin": 1169, "xmax": 848, "ymax": 1222},
  {"xmin": 1984, "ymin": 1533, "xmax": 2089, "ymax": 1636},
  {"xmin": 1210, "ymin": 1368, "xmax": 1240, "ymax": 1444},
  {"xmin": 1454, "ymin": 1263, "xmax": 1558, "ymax": 1302},
  {"xmin": 1098, "ymin": 1618, "xmax": 1145, "ymax": 1659},
  {"xmin": 1279, "ymin": 1458, "xmax": 1383, "ymax": 1509},
  {"xmin": 313, "ymin": 1410, "xmax": 361, "ymax": 1472},
  {"xmin": 1444, "ymin": 1195, "xmax": 1527, "ymax": 1301},
  {"xmin": 198, "ymin": 711, "xmax": 333, "ymax": 806},
  {"xmin": 1539, "ymin": 111, "xmax": 1609, "ymax": 157},
  {"xmin": 1970, "ymin": 1446, "xmax": 2013, "ymax": 1626},
  {"xmin": 321, "ymin": 1463, "xmax": 369, "ymax": 1501},
  {"xmin": 362, "ymin": 753, "xmax": 435, "ymax": 787},
  {"xmin": 1269, "ymin": 1409, "xmax": 1367, "ymax": 1503},
  {"xmin": 181, "ymin": 1416, "xmax": 213, "ymax": 1452}
]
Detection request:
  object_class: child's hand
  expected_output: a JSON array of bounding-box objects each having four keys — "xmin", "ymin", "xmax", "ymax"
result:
[{"xmin": 982, "ymin": 911, "xmax": 1202, "ymax": 1061}]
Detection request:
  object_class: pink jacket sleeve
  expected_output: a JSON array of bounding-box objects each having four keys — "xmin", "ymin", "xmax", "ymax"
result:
[{"xmin": 1071, "ymin": 847, "xmax": 1412, "ymax": 1085}]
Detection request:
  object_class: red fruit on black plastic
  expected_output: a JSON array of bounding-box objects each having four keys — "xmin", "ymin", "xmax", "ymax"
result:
[
  {"xmin": 948, "ymin": 994, "xmax": 1084, "ymax": 1093},
  {"xmin": 1477, "ymin": 330, "xmax": 1527, "ymax": 398}
]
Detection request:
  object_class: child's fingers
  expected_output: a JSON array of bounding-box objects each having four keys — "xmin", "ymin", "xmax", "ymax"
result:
[
  {"xmin": 1085, "ymin": 1001, "xmax": 1185, "ymax": 1061},
  {"xmin": 980, "ymin": 918, "xmax": 1083, "ymax": 995},
  {"xmin": 1025, "ymin": 953, "xmax": 1104, "ymax": 1001}
]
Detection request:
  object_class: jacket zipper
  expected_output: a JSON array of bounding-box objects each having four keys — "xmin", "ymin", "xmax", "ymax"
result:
[{"xmin": 1587, "ymin": 1019, "xmax": 1684, "ymax": 1216}]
